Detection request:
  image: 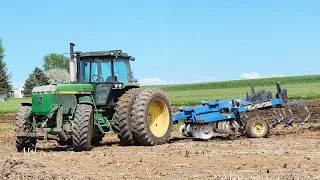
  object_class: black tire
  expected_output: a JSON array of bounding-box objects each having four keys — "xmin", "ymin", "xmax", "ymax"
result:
[
  {"xmin": 132, "ymin": 88, "xmax": 173, "ymax": 146},
  {"xmin": 72, "ymin": 104, "xmax": 94, "ymax": 152},
  {"xmin": 245, "ymin": 117, "xmax": 270, "ymax": 138},
  {"xmin": 113, "ymin": 88, "xmax": 142, "ymax": 145},
  {"xmin": 15, "ymin": 106, "xmax": 36, "ymax": 152}
]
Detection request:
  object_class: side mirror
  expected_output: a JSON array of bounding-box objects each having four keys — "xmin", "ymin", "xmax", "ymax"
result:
[{"xmin": 129, "ymin": 56, "xmax": 135, "ymax": 61}]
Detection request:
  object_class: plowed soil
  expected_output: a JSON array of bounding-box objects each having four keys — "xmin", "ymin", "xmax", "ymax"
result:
[{"xmin": 0, "ymin": 99, "xmax": 320, "ymax": 180}]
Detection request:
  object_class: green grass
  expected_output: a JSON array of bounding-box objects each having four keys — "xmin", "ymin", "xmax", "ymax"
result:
[
  {"xmin": 1, "ymin": 75, "xmax": 320, "ymax": 114},
  {"xmin": 0, "ymin": 98, "xmax": 31, "ymax": 114}
]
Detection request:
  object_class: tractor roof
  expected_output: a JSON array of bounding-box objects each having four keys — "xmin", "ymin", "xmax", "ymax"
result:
[{"xmin": 79, "ymin": 50, "xmax": 131, "ymax": 58}]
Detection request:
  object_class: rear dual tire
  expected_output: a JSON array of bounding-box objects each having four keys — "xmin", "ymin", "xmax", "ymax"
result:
[
  {"xmin": 113, "ymin": 88, "xmax": 142, "ymax": 145},
  {"xmin": 132, "ymin": 88, "xmax": 173, "ymax": 146},
  {"xmin": 113, "ymin": 88, "xmax": 173, "ymax": 146}
]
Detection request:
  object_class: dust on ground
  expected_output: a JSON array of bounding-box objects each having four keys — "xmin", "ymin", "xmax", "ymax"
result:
[{"xmin": 0, "ymin": 100, "xmax": 320, "ymax": 179}]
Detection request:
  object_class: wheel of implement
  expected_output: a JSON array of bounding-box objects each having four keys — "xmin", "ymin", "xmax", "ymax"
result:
[
  {"xmin": 15, "ymin": 106, "xmax": 37, "ymax": 152},
  {"xmin": 132, "ymin": 88, "xmax": 173, "ymax": 146},
  {"xmin": 72, "ymin": 104, "xmax": 94, "ymax": 152},
  {"xmin": 113, "ymin": 88, "xmax": 142, "ymax": 145},
  {"xmin": 245, "ymin": 117, "xmax": 270, "ymax": 138}
]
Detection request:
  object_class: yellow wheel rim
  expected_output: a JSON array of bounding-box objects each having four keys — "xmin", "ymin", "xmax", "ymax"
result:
[
  {"xmin": 252, "ymin": 122, "xmax": 266, "ymax": 136},
  {"xmin": 148, "ymin": 99, "xmax": 170, "ymax": 137}
]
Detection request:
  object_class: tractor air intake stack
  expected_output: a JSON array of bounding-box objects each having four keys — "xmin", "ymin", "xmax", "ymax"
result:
[{"xmin": 69, "ymin": 43, "xmax": 76, "ymax": 83}]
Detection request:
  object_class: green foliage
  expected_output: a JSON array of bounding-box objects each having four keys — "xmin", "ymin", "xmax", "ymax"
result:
[
  {"xmin": 34, "ymin": 67, "xmax": 50, "ymax": 85},
  {"xmin": 23, "ymin": 67, "xmax": 49, "ymax": 97},
  {"xmin": 23, "ymin": 74, "xmax": 37, "ymax": 97},
  {"xmin": 149, "ymin": 75, "xmax": 320, "ymax": 92},
  {"xmin": 0, "ymin": 39, "xmax": 12, "ymax": 93},
  {"xmin": 43, "ymin": 53, "xmax": 70, "ymax": 72}
]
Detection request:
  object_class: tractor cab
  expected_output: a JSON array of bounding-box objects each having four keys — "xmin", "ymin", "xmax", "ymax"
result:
[
  {"xmin": 74, "ymin": 50, "xmax": 139, "ymax": 107},
  {"xmin": 77, "ymin": 51, "xmax": 136, "ymax": 84}
]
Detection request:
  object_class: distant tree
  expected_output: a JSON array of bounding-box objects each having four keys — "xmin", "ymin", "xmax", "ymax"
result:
[
  {"xmin": 33, "ymin": 67, "xmax": 50, "ymax": 86},
  {"xmin": 23, "ymin": 67, "xmax": 49, "ymax": 97},
  {"xmin": 43, "ymin": 53, "xmax": 70, "ymax": 72},
  {"xmin": 45, "ymin": 68, "xmax": 70, "ymax": 84},
  {"xmin": 22, "ymin": 74, "xmax": 38, "ymax": 97},
  {"xmin": 0, "ymin": 39, "xmax": 12, "ymax": 93}
]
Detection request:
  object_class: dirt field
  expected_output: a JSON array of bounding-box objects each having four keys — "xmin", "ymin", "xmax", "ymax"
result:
[
  {"xmin": 0, "ymin": 100, "xmax": 320, "ymax": 180},
  {"xmin": 0, "ymin": 123, "xmax": 320, "ymax": 180}
]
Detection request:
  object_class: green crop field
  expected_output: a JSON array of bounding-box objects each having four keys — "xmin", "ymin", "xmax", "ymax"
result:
[{"xmin": 1, "ymin": 75, "xmax": 320, "ymax": 114}]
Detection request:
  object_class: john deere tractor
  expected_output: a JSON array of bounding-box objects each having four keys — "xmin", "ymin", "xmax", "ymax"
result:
[{"xmin": 15, "ymin": 43, "xmax": 173, "ymax": 152}]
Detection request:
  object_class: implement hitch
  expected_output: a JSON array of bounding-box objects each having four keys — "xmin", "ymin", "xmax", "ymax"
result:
[
  {"xmin": 16, "ymin": 128, "xmax": 47, "ymax": 140},
  {"xmin": 16, "ymin": 128, "xmax": 62, "ymax": 141}
]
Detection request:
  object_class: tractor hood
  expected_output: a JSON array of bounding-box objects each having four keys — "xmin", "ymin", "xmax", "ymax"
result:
[
  {"xmin": 56, "ymin": 84, "xmax": 93, "ymax": 93},
  {"xmin": 32, "ymin": 84, "xmax": 93, "ymax": 94}
]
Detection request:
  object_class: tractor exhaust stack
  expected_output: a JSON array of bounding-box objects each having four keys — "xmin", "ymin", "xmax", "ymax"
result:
[{"xmin": 69, "ymin": 43, "xmax": 76, "ymax": 83}]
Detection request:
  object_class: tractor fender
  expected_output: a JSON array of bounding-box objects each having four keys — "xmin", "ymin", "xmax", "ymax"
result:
[{"xmin": 78, "ymin": 95, "xmax": 94, "ymax": 105}]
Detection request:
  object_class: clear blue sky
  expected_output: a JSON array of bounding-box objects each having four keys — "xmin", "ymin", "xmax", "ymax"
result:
[{"xmin": 1, "ymin": 0, "xmax": 319, "ymax": 87}]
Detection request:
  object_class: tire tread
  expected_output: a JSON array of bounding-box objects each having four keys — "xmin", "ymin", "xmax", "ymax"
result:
[
  {"xmin": 73, "ymin": 104, "xmax": 93, "ymax": 152},
  {"xmin": 132, "ymin": 88, "xmax": 173, "ymax": 146},
  {"xmin": 113, "ymin": 88, "xmax": 142, "ymax": 145}
]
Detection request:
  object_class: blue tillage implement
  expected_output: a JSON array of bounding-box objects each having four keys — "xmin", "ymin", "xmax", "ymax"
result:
[{"xmin": 172, "ymin": 82, "xmax": 310, "ymax": 140}]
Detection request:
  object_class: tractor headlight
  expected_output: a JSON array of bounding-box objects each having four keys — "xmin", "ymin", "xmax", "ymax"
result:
[{"xmin": 114, "ymin": 84, "xmax": 123, "ymax": 88}]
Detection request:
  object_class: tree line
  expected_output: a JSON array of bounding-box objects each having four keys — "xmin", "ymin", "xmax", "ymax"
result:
[
  {"xmin": 0, "ymin": 38, "xmax": 71, "ymax": 97},
  {"xmin": 0, "ymin": 39, "xmax": 12, "ymax": 96},
  {"xmin": 22, "ymin": 54, "xmax": 71, "ymax": 97}
]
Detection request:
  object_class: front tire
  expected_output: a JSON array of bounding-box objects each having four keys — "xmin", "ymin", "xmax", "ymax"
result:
[
  {"xmin": 15, "ymin": 106, "xmax": 36, "ymax": 152},
  {"xmin": 72, "ymin": 104, "xmax": 94, "ymax": 152},
  {"xmin": 132, "ymin": 88, "xmax": 173, "ymax": 146}
]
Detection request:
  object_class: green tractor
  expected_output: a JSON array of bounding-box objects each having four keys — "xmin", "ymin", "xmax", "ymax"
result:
[{"xmin": 15, "ymin": 43, "xmax": 173, "ymax": 152}]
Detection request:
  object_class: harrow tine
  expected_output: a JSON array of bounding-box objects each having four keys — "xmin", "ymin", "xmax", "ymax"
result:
[
  {"xmin": 298, "ymin": 106, "xmax": 311, "ymax": 128},
  {"xmin": 271, "ymin": 108, "xmax": 285, "ymax": 128},
  {"xmin": 283, "ymin": 107, "xmax": 294, "ymax": 128},
  {"xmin": 281, "ymin": 108, "xmax": 287, "ymax": 118},
  {"xmin": 271, "ymin": 109, "xmax": 278, "ymax": 128}
]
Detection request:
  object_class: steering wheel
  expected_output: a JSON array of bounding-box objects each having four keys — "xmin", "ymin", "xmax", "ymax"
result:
[{"xmin": 92, "ymin": 74, "xmax": 103, "ymax": 82}]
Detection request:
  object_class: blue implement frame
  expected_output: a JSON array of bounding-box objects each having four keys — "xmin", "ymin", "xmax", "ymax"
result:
[
  {"xmin": 173, "ymin": 98, "xmax": 282, "ymax": 123},
  {"xmin": 172, "ymin": 82, "xmax": 310, "ymax": 128}
]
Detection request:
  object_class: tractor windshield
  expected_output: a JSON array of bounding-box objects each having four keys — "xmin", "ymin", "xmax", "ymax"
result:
[
  {"xmin": 79, "ymin": 57, "xmax": 133, "ymax": 83},
  {"xmin": 114, "ymin": 60, "xmax": 130, "ymax": 82}
]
